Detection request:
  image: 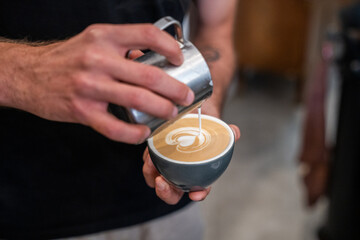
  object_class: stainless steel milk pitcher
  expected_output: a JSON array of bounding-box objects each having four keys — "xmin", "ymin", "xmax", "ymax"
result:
[{"xmin": 109, "ymin": 16, "xmax": 213, "ymax": 135}]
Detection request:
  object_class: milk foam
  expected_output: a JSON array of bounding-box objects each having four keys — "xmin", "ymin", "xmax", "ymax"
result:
[
  {"xmin": 151, "ymin": 114, "xmax": 232, "ymax": 162},
  {"xmin": 165, "ymin": 127, "xmax": 211, "ymax": 153}
]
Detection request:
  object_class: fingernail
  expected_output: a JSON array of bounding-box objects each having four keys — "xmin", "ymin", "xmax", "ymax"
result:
[
  {"xmin": 144, "ymin": 127, "xmax": 151, "ymax": 138},
  {"xmin": 232, "ymin": 129, "xmax": 237, "ymax": 140},
  {"xmin": 185, "ymin": 90, "xmax": 194, "ymax": 106},
  {"xmin": 179, "ymin": 54, "xmax": 184, "ymax": 65},
  {"xmin": 171, "ymin": 107, "xmax": 178, "ymax": 118},
  {"xmin": 137, "ymin": 128, "xmax": 151, "ymax": 145},
  {"xmin": 147, "ymin": 156, "xmax": 154, "ymax": 168},
  {"xmin": 171, "ymin": 54, "xmax": 183, "ymax": 66},
  {"xmin": 125, "ymin": 50, "xmax": 132, "ymax": 58},
  {"xmin": 193, "ymin": 195, "xmax": 206, "ymax": 202},
  {"xmin": 156, "ymin": 180, "xmax": 166, "ymax": 191}
]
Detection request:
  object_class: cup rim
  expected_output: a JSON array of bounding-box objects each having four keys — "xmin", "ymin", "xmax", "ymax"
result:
[{"xmin": 147, "ymin": 114, "xmax": 235, "ymax": 165}]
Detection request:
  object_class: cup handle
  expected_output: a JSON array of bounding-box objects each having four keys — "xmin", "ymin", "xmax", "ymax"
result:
[{"xmin": 153, "ymin": 16, "xmax": 185, "ymax": 45}]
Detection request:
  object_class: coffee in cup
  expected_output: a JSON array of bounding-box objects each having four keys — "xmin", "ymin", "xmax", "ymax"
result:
[
  {"xmin": 152, "ymin": 116, "xmax": 231, "ymax": 162},
  {"xmin": 148, "ymin": 113, "xmax": 234, "ymax": 191}
]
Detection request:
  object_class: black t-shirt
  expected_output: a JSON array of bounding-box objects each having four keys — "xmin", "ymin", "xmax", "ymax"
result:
[{"xmin": 0, "ymin": 0, "xmax": 191, "ymax": 239}]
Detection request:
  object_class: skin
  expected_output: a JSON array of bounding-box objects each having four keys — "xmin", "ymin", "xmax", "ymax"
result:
[
  {"xmin": 142, "ymin": 0, "xmax": 240, "ymax": 204},
  {"xmin": 0, "ymin": 25, "xmax": 194, "ymax": 144},
  {"xmin": 0, "ymin": 0, "xmax": 239, "ymax": 204}
]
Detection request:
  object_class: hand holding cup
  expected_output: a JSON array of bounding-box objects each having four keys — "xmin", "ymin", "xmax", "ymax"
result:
[{"xmin": 143, "ymin": 114, "xmax": 240, "ymax": 204}]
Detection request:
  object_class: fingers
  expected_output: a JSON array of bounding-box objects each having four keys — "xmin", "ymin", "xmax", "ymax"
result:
[
  {"xmin": 142, "ymin": 148, "xmax": 158, "ymax": 188},
  {"xmin": 142, "ymin": 147, "xmax": 149, "ymax": 162},
  {"xmin": 118, "ymin": 59, "xmax": 194, "ymax": 106},
  {"xmin": 92, "ymin": 55, "xmax": 194, "ymax": 107},
  {"xmin": 142, "ymin": 148, "xmax": 210, "ymax": 205},
  {"xmin": 91, "ymin": 114, "xmax": 150, "ymax": 144},
  {"xmin": 115, "ymin": 24, "xmax": 184, "ymax": 66},
  {"xmin": 81, "ymin": 103, "xmax": 150, "ymax": 144},
  {"xmin": 76, "ymin": 57, "xmax": 194, "ymax": 119},
  {"xmin": 85, "ymin": 24, "xmax": 183, "ymax": 66},
  {"xmin": 78, "ymin": 74, "xmax": 181, "ymax": 120},
  {"xmin": 79, "ymin": 24, "xmax": 189, "ymax": 107},
  {"xmin": 146, "ymin": 124, "xmax": 234, "ymax": 204},
  {"xmin": 229, "ymin": 124, "xmax": 241, "ymax": 142},
  {"xmin": 142, "ymin": 150, "xmax": 185, "ymax": 205},
  {"xmin": 189, "ymin": 187, "xmax": 211, "ymax": 201},
  {"xmin": 74, "ymin": 24, "xmax": 194, "ymax": 126},
  {"xmin": 155, "ymin": 177, "xmax": 211, "ymax": 204},
  {"xmin": 126, "ymin": 50, "xmax": 144, "ymax": 59},
  {"xmin": 155, "ymin": 176, "xmax": 184, "ymax": 205}
]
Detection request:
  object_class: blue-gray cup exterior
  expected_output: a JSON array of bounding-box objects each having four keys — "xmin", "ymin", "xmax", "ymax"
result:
[{"xmin": 147, "ymin": 115, "xmax": 235, "ymax": 192}]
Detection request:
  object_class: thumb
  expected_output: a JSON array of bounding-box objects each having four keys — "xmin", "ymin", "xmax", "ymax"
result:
[{"xmin": 229, "ymin": 124, "xmax": 240, "ymax": 142}]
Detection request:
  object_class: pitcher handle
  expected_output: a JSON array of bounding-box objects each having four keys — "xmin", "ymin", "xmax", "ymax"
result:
[{"xmin": 153, "ymin": 16, "xmax": 185, "ymax": 44}]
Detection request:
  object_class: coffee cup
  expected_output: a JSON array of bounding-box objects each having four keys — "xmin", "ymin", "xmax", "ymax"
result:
[{"xmin": 147, "ymin": 113, "xmax": 235, "ymax": 192}]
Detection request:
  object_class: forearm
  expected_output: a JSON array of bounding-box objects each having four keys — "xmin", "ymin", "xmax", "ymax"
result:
[
  {"xmin": 0, "ymin": 24, "xmax": 194, "ymax": 143},
  {"xmin": 194, "ymin": 36, "xmax": 236, "ymax": 114},
  {"xmin": 0, "ymin": 38, "xmax": 67, "ymax": 112},
  {"xmin": 191, "ymin": 0, "xmax": 237, "ymax": 115},
  {"xmin": 0, "ymin": 40, "xmax": 33, "ymax": 108}
]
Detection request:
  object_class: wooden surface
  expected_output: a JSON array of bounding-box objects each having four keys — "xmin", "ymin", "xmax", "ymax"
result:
[{"xmin": 235, "ymin": 0, "xmax": 310, "ymax": 78}]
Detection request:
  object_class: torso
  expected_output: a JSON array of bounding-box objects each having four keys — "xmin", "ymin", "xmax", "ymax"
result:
[{"xmin": 0, "ymin": 0, "xmax": 191, "ymax": 238}]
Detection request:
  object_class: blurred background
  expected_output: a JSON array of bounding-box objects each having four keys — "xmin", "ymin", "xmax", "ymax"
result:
[{"xmin": 199, "ymin": 0, "xmax": 358, "ymax": 239}]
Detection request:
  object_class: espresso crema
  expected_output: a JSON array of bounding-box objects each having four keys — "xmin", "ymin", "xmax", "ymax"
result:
[{"xmin": 152, "ymin": 116, "xmax": 231, "ymax": 162}]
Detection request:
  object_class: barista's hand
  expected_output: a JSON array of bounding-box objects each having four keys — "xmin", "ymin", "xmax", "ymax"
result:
[
  {"xmin": 142, "ymin": 124, "xmax": 240, "ymax": 205},
  {"xmin": 0, "ymin": 24, "xmax": 194, "ymax": 144}
]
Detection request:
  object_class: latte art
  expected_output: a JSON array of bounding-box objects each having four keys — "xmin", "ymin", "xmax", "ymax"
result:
[
  {"xmin": 152, "ymin": 116, "xmax": 231, "ymax": 162},
  {"xmin": 165, "ymin": 127, "xmax": 211, "ymax": 153},
  {"xmin": 147, "ymin": 113, "xmax": 235, "ymax": 192}
]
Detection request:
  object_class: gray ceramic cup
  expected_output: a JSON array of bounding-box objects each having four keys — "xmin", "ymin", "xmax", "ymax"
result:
[{"xmin": 147, "ymin": 114, "xmax": 235, "ymax": 192}]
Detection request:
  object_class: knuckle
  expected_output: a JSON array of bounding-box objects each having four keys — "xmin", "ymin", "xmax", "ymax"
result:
[
  {"xmin": 105, "ymin": 127, "xmax": 142, "ymax": 144},
  {"xmin": 158, "ymin": 192, "xmax": 178, "ymax": 205},
  {"xmin": 68, "ymin": 98, "xmax": 87, "ymax": 121},
  {"xmin": 142, "ymin": 24, "xmax": 160, "ymax": 42},
  {"xmin": 102, "ymin": 125, "xmax": 121, "ymax": 141},
  {"xmin": 128, "ymin": 90, "xmax": 145, "ymax": 110},
  {"xmin": 94, "ymin": 123, "xmax": 115, "ymax": 140},
  {"xmin": 168, "ymin": 41, "xmax": 181, "ymax": 55},
  {"xmin": 72, "ymin": 72, "xmax": 92, "ymax": 94},
  {"xmin": 133, "ymin": 130, "xmax": 146, "ymax": 143},
  {"xmin": 141, "ymin": 66, "xmax": 161, "ymax": 87},
  {"xmin": 174, "ymin": 84, "xmax": 189, "ymax": 102},
  {"xmin": 127, "ymin": 127, "xmax": 147, "ymax": 144},
  {"xmin": 84, "ymin": 24, "xmax": 107, "ymax": 42},
  {"xmin": 142, "ymin": 163, "xmax": 152, "ymax": 176},
  {"xmin": 79, "ymin": 48, "xmax": 103, "ymax": 68},
  {"xmin": 161, "ymin": 101, "xmax": 175, "ymax": 118}
]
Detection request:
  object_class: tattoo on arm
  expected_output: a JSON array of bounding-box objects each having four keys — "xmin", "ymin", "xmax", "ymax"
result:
[{"xmin": 199, "ymin": 46, "xmax": 220, "ymax": 68}]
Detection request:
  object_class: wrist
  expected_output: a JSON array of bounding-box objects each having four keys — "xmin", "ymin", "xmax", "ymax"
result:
[{"xmin": 0, "ymin": 42, "xmax": 38, "ymax": 108}]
